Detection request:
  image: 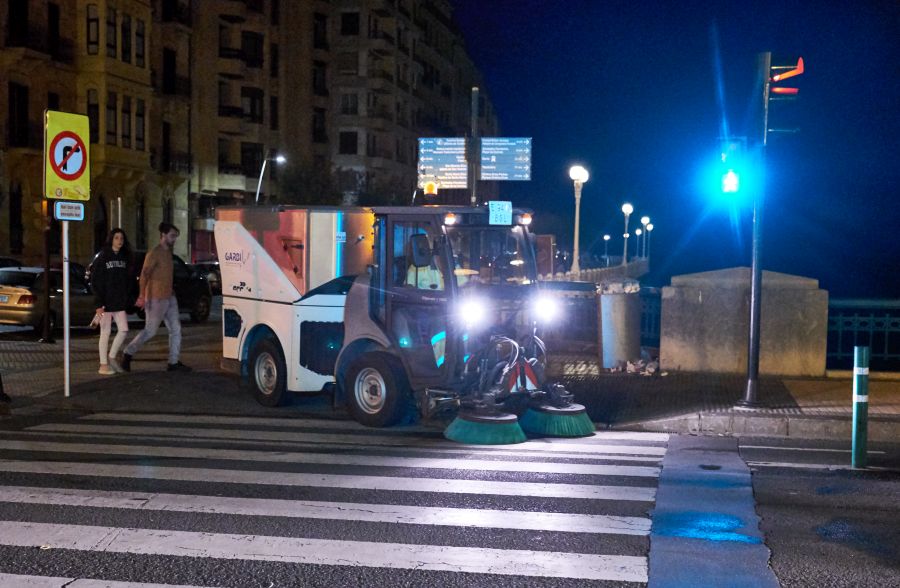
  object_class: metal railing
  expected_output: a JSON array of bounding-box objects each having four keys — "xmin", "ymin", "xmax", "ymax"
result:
[{"xmin": 828, "ymin": 299, "xmax": 900, "ymax": 370}]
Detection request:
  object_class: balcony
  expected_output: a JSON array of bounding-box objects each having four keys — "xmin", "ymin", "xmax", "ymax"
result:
[
  {"xmin": 159, "ymin": 74, "xmax": 191, "ymax": 97},
  {"xmin": 218, "ymin": 163, "xmax": 247, "ymax": 191},
  {"xmin": 219, "ymin": 46, "xmax": 244, "ymax": 60},
  {"xmin": 4, "ymin": 27, "xmax": 74, "ymax": 64},
  {"xmin": 151, "ymin": 149, "xmax": 192, "ymax": 175},
  {"xmin": 218, "ymin": 105, "xmax": 244, "ymax": 118}
]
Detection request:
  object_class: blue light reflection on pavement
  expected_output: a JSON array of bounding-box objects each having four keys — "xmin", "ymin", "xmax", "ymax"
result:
[{"xmin": 653, "ymin": 511, "xmax": 761, "ymax": 544}]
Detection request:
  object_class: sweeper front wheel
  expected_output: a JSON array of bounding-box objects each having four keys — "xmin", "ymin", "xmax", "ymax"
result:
[{"xmin": 345, "ymin": 352, "xmax": 412, "ymax": 427}]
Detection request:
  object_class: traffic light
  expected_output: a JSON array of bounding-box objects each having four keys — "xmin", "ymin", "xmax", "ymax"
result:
[
  {"xmin": 720, "ymin": 137, "xmax": 745, "ymax": 194},
  {"xmin": 763, "ymin": 55, "xmax": 805, "ymax": 139},
  {"xmin": 770, "ymin": 57, "xmax": 804, "ymax": 96}
]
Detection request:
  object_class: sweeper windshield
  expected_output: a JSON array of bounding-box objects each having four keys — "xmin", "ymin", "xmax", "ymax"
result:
[{"xmin": 446, "ymin": 225, "xmax": 536, "ymax": 287}]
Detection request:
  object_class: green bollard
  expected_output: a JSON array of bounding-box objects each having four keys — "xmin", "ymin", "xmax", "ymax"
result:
[{"xmin": 851, "ymin": 346, "xmax": 869, "ymax": 469}]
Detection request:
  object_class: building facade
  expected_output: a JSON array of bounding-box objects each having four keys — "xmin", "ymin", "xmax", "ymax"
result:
[{"xmin": 1, "ymin": 0, "xmax": 498, "ymax": 265}]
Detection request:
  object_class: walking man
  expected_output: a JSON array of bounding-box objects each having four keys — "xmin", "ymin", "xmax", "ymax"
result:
[{"xmin": 121, "ymin": 222, "xmax": 191, "ymax": 373}]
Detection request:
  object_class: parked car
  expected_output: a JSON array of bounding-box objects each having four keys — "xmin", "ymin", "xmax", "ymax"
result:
[
  {"xmin": 0, "ymin": 257, "xmax": 23, "ymax": 268},
  {"xmin": 87, "ymin": 251, "xmax": 212, "ymax": 322},
  {"xmin": 191, "ymin": 260, "xmax": 221, "ymax": 295},
  {"xmin": 0, "ymin": 267, "xmax": 96, "ymax": 330}
]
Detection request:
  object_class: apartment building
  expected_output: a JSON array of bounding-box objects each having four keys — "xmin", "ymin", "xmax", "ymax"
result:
[{"xmin": 1, "ymin": 0, "xmax": 497, "ymax": 265}]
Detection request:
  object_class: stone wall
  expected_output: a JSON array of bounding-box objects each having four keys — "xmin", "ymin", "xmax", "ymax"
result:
[{"xmin": 660, "ymin": 267, "xmax": 828, "ymax": 376}]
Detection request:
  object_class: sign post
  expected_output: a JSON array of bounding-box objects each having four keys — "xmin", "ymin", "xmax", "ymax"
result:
[{"xmin": 44, "ymin": 110, "xmax": 91, "ymax": 398}]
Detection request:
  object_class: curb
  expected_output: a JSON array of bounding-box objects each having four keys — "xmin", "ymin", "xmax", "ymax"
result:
[{"xmin": 611, "ymin": 412, "xmax": 900, "ymax": 442}]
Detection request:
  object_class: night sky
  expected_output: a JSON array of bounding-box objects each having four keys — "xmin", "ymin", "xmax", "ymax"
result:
[{"xmin": 451, "ymin": 0, "xmax": 900, "ymax": 298}]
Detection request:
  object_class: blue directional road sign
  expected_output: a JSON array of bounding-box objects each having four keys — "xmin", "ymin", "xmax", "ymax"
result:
[
  {"xmin": 418, "ymin": 138, "xmax": 468, "ymax": 189},
  {"xmin": 480, "ymin": 137, "xmax": 532, "ymax": 181}
]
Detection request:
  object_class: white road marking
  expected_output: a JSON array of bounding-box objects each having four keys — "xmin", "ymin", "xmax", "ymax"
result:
[
  {"xmin": 0, "ymin": 459, "xmax": 657, "ymax": 501},
  {"xmin": 0, "ymin": 485, "xmax": 651, "ymax": 536},
  {"xmin": 0, "ymin": 572, "xmax": 216, "ymax": 587},
  {"xmin": 742, "ymin": 445, "xmax": 886, "ymax": 454},
  {"xmin": 3, "ymin": 429, "xmax": 662, "ymax": 462},
  {"xmin": 0, "ymin": 521, "xmax": 648, "ymax": 583},
  {"xmin": 26, "ymin": 423, "xmax": 667, "ymax": 456},
  {"xmin": 3, "ymin": 439, "xmax": 659, "ymax": 477},
  {"xmin": 747, "ymin": 461, "xmax": 900, "ymax": 472}
]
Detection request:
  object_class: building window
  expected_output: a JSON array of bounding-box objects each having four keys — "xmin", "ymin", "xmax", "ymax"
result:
[
  {"xmin": 8, "ymin": 183, "xmax": 23, "ymax": 254},
  {"xmin": 340, "ymin": 93, "xmax": 358, "ymax": 115},
  {"xmin": 366, "ymin": 133, "xmax": 376, "ymax": 157},
  {"xmin": 163, "ymin": 199, "xmax": 173, "ymax": 224},
  {"xmin": 241, "ymin": 142, "xmax": 263, "ymax": 177},
  {"xmin": 87, "ymin": 89, "xmax": 99, "ymax": 143},
  {"xmin": 87, "ymin": 5, "xmax": 99, "ymax": 54},
  {"xmin": 271, "ymin": 0, "xmax": 279, "ymax": 25},
  {"xmin": 48, "ymin": 92, "xmax": 60, "ymax": 111},
  {"xmin": 218, "ymin": 138, "xmax": 230, "ymax": 166},
  {"xmin": 7, "ymin": 0, "xmax": 28, "ymax": 46},
  {"xmin": 241, "ymin": 87, "xmax": 264, "ymax": 123},
  {"xmin": 270, "ymin": 96, "xmax": 278, "ymax": 130},
  {"xmin": 163, "ymin": 48, "xmax": 176, "ymax": 94},
  {"xmin": 8, "ymin": 82, "xmax": 29, "ymax": 148},
  {"xmin": 242, "ymin": 31, "xmax": 264, "ymax": 68},
  {"xmin": 339, "ymin": 131, "xmax": 358, "ymax": 155},
  {"xmin": 106, "ymin": 7, "xmax": 116, "ymax": 58},
  {"xmin": 337, "ymin": 52, "xmax": 358, "ymax": 75},
  {"xmin": 106, "ymin": 92, "xmax": 117, "ymax": 144},
  {"xmin": 313, "ymin": 13, "xmax": 328, "ymax": 49},
  {"xmin": 135, "ymin": 19, "xmax": 145, "ymax": 67},
  {"xmin": 341, "ymin": 12, "xmax": 360, "ymax": 35},
  {"xmin": 135, "ymin": 99, "xmax": 145, "ymax": 150},
  {"xmin": 313, "ymin": 61, "xmax": 328, "ymax": 96},
  {"xmin": 218, "ymin": 81, "xmax": 229, "ymax": 107},
  {"xmin": 312, "ymin": 108, "xmax": 327, "ymax": 143},
  {"xmin": 121, "ymin": 14, "xmax": 131, "ymax": 63},
  {"xmin": 270, "ymin": 43, "xmax": 279, "ymax": 78},
  {"xmin": 121, "ymin": 96, "xmax": 131, "ymax": 147},
  {"xmin": 136, "ymin": 198, "xmax": 146, "ymax": 249}
]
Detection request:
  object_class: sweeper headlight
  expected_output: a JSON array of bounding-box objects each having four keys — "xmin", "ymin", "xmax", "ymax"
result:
[
  {"xmin": 531, "ymin": 294, "xmax": 561, "ymax": 323},
  {"xmin": 457, "ymin": 297, "xmax": 489, "ymax": 326}
]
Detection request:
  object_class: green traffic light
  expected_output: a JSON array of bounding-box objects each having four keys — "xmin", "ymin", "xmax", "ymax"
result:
[{"xmin": 722, "ymin": 169, "xmax": 740, "ymax": 193}]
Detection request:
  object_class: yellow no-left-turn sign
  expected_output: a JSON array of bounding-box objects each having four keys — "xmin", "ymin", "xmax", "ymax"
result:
[{"xmin": 45, "ymin": 110, "xmax": 91, "ymax": 201}]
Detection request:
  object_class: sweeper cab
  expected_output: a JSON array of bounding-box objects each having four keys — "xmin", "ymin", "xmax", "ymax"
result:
[{"xmin": 214, "ymin": 203, "xmax": 593, "ymax": 443}]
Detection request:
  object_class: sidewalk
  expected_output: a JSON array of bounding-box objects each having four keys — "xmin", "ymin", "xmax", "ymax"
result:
[
  {"xmin": 552, "ymin": 356, "xmax": 900, "ymax": 442},
  {"xmin": 2, "ymin": 333, "xmax": 899, "ymax": 442}
]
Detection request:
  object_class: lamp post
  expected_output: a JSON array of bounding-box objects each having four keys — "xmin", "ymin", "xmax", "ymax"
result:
[
  {"xmin": 568, "ymin": 165, "xmax": 590, "ymax": 274},
  {"xmin": 603, "ymin": 234, "xmax": 610, "ymax": 266},
  {"xmin": 640, "ymin": 216, "xmax": 650, "ymax": 257},
  {"xmin": 634, "ymin": 228, "xmax": 642, "ymax": 258},
  {"xmin": 621, "ymin": 202, "xmax": 633, "ymax": 265},
  {"xmin": 255, "ymin": 153, "xmax": 287, "ymax": 204},
  {"xmin": 646, "ymin": 223, "xmax": 654, "ymax": 262}
]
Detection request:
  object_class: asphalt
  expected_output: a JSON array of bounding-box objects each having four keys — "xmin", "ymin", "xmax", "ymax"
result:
[{"xmin": 1, "ymin": 315, "xmax": 898, "ymax": 443}]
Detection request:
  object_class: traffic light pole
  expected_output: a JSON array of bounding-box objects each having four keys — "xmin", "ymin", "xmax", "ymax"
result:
[{"xmin": 738, "ymin": 52, "xmax": 771, "ymax": 408}]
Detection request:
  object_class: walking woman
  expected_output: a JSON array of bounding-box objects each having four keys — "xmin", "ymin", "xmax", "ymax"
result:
[{"xmin": 92, "ymin": 228, "xmax": 133, "ymax": 375}]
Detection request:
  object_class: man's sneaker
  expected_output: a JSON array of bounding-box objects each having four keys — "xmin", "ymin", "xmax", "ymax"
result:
[
  {"xmin": 121, "ymin": 353, "xmax": 132, "ymax": 372},
  {"xmin": 98, "ymin": 364, "xmax": 115, "ymax": 375},
  {"xmin": 107, "ymin": 356, "xmax": 124, "ymax": 373},
  {"xmin": 167, "ymin": 362, "xmax": 192, "ymax": 372}
]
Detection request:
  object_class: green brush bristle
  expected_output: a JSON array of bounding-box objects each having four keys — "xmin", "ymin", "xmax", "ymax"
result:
[
  {"xmin": 519, "ymin": 407, "xmax": 596, "ymax": 437},
  {"xmin": 444, "ymin": 417, "xmax": 527, "ymax": 445}
]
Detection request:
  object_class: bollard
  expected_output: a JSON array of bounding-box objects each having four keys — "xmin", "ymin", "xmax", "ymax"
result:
[{"xmin": 851, "ymin": 346, "xmax": 869, "ymax": 469}]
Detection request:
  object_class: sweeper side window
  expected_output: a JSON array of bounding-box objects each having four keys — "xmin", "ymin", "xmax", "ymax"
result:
[{"xmin": 392, "ymin": 222, "xmax": 446, "ymax": 291}]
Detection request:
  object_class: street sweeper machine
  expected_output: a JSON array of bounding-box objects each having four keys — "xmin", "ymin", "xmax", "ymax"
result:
[{"xmin": 214, "ymin": 203, "xmax": 594, "ymax": 444}]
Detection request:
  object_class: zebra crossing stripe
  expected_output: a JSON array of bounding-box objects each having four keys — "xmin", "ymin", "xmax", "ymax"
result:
[
  {"xmin": 0, "ymin": 572, "xmax": 216, "ymax": 588},
  {"xmin": 0, "ymin": 459, "xmax": 657, "ymax": 501},
  {"xmin": 0, "ymin": 485, "xmax": 652, "ymax": 536},
  {"xmin": 0, "ymin": 521, "xmax": 648, "ymax": 583},
  {"xmin": 5, "ymin": 429, "xmax": 663, "ymax": 463},
  {"xmin": 2, "ymin": 439, "xmax": 660, "ymax": 477},
  {"xmin": 81, "ymin": 413, "xmax": 670, "ymax": 442},
  {"xmin": 26, "ymin": 423, "xmax": 668, "ymax": 456}
]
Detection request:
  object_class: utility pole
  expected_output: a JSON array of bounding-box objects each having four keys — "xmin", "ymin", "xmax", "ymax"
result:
[{"xmin": 469, "ymin": 87, "xmax": 479, "ymax": 205}]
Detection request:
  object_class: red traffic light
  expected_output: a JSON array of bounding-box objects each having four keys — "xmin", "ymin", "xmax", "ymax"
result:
[{"xmin": 771, "ymin": 57, "xmax": 804, "ymax": 82}]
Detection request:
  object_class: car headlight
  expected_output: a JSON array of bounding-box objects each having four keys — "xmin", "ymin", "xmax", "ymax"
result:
[
  {"xmin": 532, "ymin": 295, "xmax": 560, "ymax": 323},
  {"xmin": 458, "ymin": 297, "xmax": 488, "ymax": 326}
]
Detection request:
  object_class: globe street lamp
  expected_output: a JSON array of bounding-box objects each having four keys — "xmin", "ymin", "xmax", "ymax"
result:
[
  {"xmin": 255, "ymin": 153, "xmax": 287, "ymax": 204},
  {"xmin": 603, "ymin": 234, "xmax": 611, "ymax": 266},
  {"xmin": 621, "ymin": 202, "xmax": 633, "ymax": 265},
  {"xmin": 645, "ymin": 223, "xmax": 654, "ymax": 262},
  {"xmin": 640, "ymin": 216, "xmax": 650, "ymax": 257},
  {"xmin": 634, "ymin": 228, "xmax": 642, "ymax": 258},
  {"xmin": 568, "ymin": 165, "xmax": 590, "ymax": 274}
]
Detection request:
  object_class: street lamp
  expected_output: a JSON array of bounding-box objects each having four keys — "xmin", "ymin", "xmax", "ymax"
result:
[
  {"xmin": 568, "ymin": 165, "xmax": 590, "ymax": 274},
  {"xmin": 645, "ymin": 223, "xmax": 654, "ymax": 262},
  {"xmin": 255, "ymin": 153, "xmax": 287, "ymax": 204},
  {"xmin": 634, "ymin": 228, "xmax": 642, "ymax": 258},
  {"xmin": 621, "ymin": 202, "xmax": 633, "ymax": 265},
  {"xmin": 640, "ymin": 216, "xmax": 650, "ymax": 257},
  {"xmin": 603, "ymin": 234, "xmax": 610, "ymax": 266}
]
